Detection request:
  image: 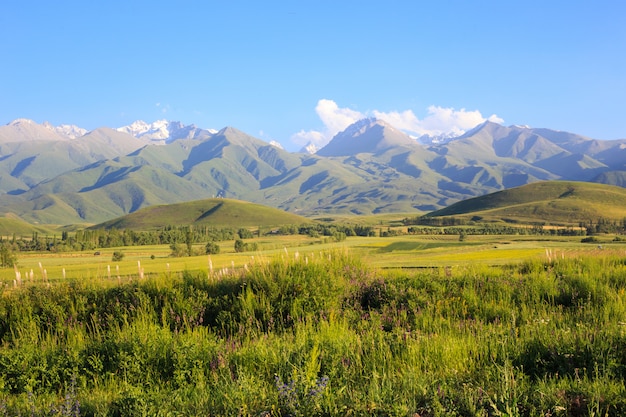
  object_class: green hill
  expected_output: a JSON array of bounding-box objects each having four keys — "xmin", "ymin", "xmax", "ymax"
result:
[
  {"xmin": 426, "ymin": 181, "xmax": 626, "ymax": 225},
  {"xmin": 92, "ymin": 198, "xmax": 313, "ymax": 230},
  {"xmin": 0, "ymin": 213, "xmax": 56, "ymax": 236}
]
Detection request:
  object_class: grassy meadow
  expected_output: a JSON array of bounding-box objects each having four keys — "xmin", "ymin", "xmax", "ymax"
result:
[{"xmin": 0, "ymin": 228, "xmax": 626, "ymax": 415}]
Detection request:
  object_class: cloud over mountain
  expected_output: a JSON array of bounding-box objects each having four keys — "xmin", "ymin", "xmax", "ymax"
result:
[{"xmin": 290, "ymin": 99, "xmax": 504, "ymax": 150}]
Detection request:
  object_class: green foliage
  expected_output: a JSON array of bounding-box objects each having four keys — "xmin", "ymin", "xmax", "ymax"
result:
[
  {"xmin": 0, "ymin": 243, "xmax": 17, "ymax": 268},
  {"xmin": 0, "ymin": 252, "xmax": 626, "ymax": 414},
  {"xmin": 205, "ymin": 241, "xmax": 220, "ymax": 255},
  {"xmin": 111, "ymin": 251, "xmax": 124, "ymax": 262},
  {"xmin": 169, "ymin": 243, "xmax": 187, "ymax": 257},
  {"xmin": 237, "ymin": 228, "xmax": 254, "ymax": 239},
  {"xmin": 234, "ymin": 239, "xmax": 258, "ymax": 253}
]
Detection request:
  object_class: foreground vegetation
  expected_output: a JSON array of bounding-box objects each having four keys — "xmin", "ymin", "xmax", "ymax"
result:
[{"xmin": 0, "ymin": 249, "xmax": 625, "ymax": 416}]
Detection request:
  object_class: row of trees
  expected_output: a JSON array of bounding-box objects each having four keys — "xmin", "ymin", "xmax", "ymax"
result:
[
  {"xmin": 404, "ymin": 216, "xmax": 626, "ymax": 236},
  {"xmin": 2, "ymin": 223, "xmax": 377, "ymax": 255}
]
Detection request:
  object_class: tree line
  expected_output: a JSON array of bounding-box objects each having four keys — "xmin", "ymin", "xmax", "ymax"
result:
[{"xmin": 0, "ymin": 223, "xmax": 377, "ymax": 258}]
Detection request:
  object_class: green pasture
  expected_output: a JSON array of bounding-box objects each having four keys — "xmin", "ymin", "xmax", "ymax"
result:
[{"xmin": 3, "ymin": 232, "xmax": 625, "ymax": 283}]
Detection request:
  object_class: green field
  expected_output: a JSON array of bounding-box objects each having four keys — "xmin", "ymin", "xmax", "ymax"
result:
[{"xmin": 3, "ymin": 232, "xmax": 623, "ymax": 284}]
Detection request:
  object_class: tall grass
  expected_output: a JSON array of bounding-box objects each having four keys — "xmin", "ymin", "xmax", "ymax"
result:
[{"xmin": 0, "ymin": 250, "xmax": 625, "ymax": 415}]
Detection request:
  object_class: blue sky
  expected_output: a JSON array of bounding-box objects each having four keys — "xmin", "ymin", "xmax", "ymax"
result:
[{"xmin": 2, "ymin": 1, "xmax": 625, "ymax": 150}]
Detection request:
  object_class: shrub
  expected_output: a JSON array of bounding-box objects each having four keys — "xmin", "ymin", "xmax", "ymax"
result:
[
  {"xmin": 169, "ymin": 243, "xmax": 187, "ymax": 257},
  {"xmin": 205, "ymin": 241, "xmax": 220, "ymax": 255},
  {"xmin": 237, "ymin": 228, "xmax": 254, "ymax": 239},
  {"xmin": 112, "ymin": 251, "xmax": 124, "ymax": 262},
  {"xmin": 0, "ymin": 243, "xmax": 17, "ymax": 268},
  {"xmin": 234, "ymin": 239, "xmax": 246, "ymax": 253}
]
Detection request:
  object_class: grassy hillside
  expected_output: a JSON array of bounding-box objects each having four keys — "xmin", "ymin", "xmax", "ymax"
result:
[
  {"xmin": 0, "ymin": 213, "xmax": 55, "ymax": 236},
  {"xmin": 426, "ymin": 181, "xmax": 626, "ymax": 225},
  {"xmin": 93, "ymin": 198, "xmax": 313, "ymax": 230}
]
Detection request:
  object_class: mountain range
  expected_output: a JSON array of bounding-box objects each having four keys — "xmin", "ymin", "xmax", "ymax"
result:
[{"xmin": 0, "ymin": 117, "xmax": 624, "ymax": 225}]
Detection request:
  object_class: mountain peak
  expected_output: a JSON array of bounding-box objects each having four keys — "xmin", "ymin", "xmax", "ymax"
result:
[
  {"xmin": 0, "ymin": 118, "xmax": 75, "ymax": 142},
  {"xmin": 316, "ymin": 118, "xmax": 416, "ymax": 156},
  {"xmin": 8, "ymin": 118, "xmax": 37, "ymax": 126},
  {"xmin": 117, "ymin": 120, "xmax": 211, "ymax": 144}
]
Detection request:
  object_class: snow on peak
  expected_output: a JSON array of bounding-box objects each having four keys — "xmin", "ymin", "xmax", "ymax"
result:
[
  {"xmin": 300, "ymin": 142, "xmax": 319, "ymax": 154},
  {"xmin": 336, "ymin": 118, "xmax": 399, "ymax": 140},
  {"xmin": 269, "ymin": 140, "xmax": 284, "ymax": 149},
  {"xmin": 42, "ymin": 122, "xmax": 87, "ymax": 139},
  {"xmin": 116, "ymin": 120, "xmax": 207, "ymax": 144},
  {"xmin": 4, "ymin": 119, "xmax": 87, "ymax": 141},
  {"xmin": 117, "ymin": 120, "xmax": 170, "ymax": 139},
  {"xmin": 8, "ymin": 118, "xmax": 36, "ymax": 126}
]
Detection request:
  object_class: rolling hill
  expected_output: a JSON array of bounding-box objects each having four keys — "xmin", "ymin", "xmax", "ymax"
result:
[
  {"xmin": 0, "ymin": 213, "xmax": 56, "ymax": 236},
  {"xmin": 93, "ymin": 198, "xmax": 313, "ymax": 230},
  {"xmin": 424, "ymin": 181, "xmax": 626, "ymax": 225}
]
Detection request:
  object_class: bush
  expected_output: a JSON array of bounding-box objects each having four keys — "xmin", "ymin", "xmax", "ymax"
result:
[
  {"xmin": 112, "ymin": 251, "xmax": 124, "ymax": 262},
  {"xmin": 169, "ymin": 243, "xmax": 187, "ymax": 257},
  {"xmin": 237, "ymin": 228, "xmax": 254, "ymax": 239},
  {"xmin": 234, "ymin": 239, "xmax": 246, "ymax": 253},
  {"xmin": 205, "ymin": 241, "xmax": 220, "ymax": 254},
  {"xmin": 0, "ymin": 243, "xmax": 17, "ymax": 268},
  {"xmin": 234, "ymin": 239, "xmax": 258, "ymax": 253}
]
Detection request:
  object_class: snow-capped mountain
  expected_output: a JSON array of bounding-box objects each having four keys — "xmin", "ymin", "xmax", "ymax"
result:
[
  {"xmin": 0, "ymin": 119, "xmax": 77, "ymax": 142},
  {"xmin": 116, "ymin": 120, "xmax": 216, "ymax": 144},
  {"xmin": 42, "ymin": 121, "xmax": 87, "ymax": 139}
]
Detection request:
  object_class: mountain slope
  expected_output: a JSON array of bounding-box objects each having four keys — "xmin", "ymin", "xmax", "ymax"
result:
[
  {"xmin": 0, "ymin": 126, "xmax": 147, "ymax": 193},
  {"xmin": 443, "ymin": 122, "xmax": 620, "ymax": 182},
  {"xmin": 426, "ymin": 181, "xmax": 626, "ymax": 225},
  {"xmin": 317, "ymin": 118, "xmax": 417, "ymax": 156}
]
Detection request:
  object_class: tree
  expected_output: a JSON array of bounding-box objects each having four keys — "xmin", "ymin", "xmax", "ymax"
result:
[
  {"xmin": 112, "ymin": 251, "xmax": 125, "ymax": 262},
  {"xmin": 237, "ymin": 228, "xmax": 254, "ymax": 239},
  {"xmin": 185, "ymin": 226, "xmax": 194, "ymax": 256},
  {"xmin": 170, "ymin": 243, "xmax": 187, "ymax": 257},
  {"xmin": 0, "ymin": 243, "xmax": 17, "ymax": 268},
  {"xmin": 205, "ymin": 241, "xmax": 220, "ymax": 255},
  {"xmin": 234, "ymin": 239, "xmax": 246, "ymax": 253}
]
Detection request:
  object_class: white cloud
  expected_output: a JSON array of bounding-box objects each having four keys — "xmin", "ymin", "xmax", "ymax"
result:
[
  {"xmin": 291, "ymin": 129, "xmax": 327, "ymax": 148},
  {"xmin": 290, "ymin": 99, "xmax": 364, "ymax": 148},
  {"xmin": 374, "ymin": 105, "xmax": 504, "ymax": 137},
  {"xmin": 315, "ymin": 99, "xmax": 364, "ymax": 136},
  {"xmin": 291, "ymin": 99, "xmax": 504, "ymax": 149}
]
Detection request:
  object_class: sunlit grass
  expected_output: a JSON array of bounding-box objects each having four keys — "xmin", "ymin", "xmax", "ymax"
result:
[
  {"xmin": 3, "ymin": 233, "xmax": 626, "ymax": 282},
  {"xmin": 1, "ymin": 248, "xmax": 626, "ymax": 414}
]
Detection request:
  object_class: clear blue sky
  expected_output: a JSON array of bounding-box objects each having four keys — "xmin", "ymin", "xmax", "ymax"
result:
[{"xmin": 2, "ymin": 1, "xmax": 625, "ymax": 150}]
